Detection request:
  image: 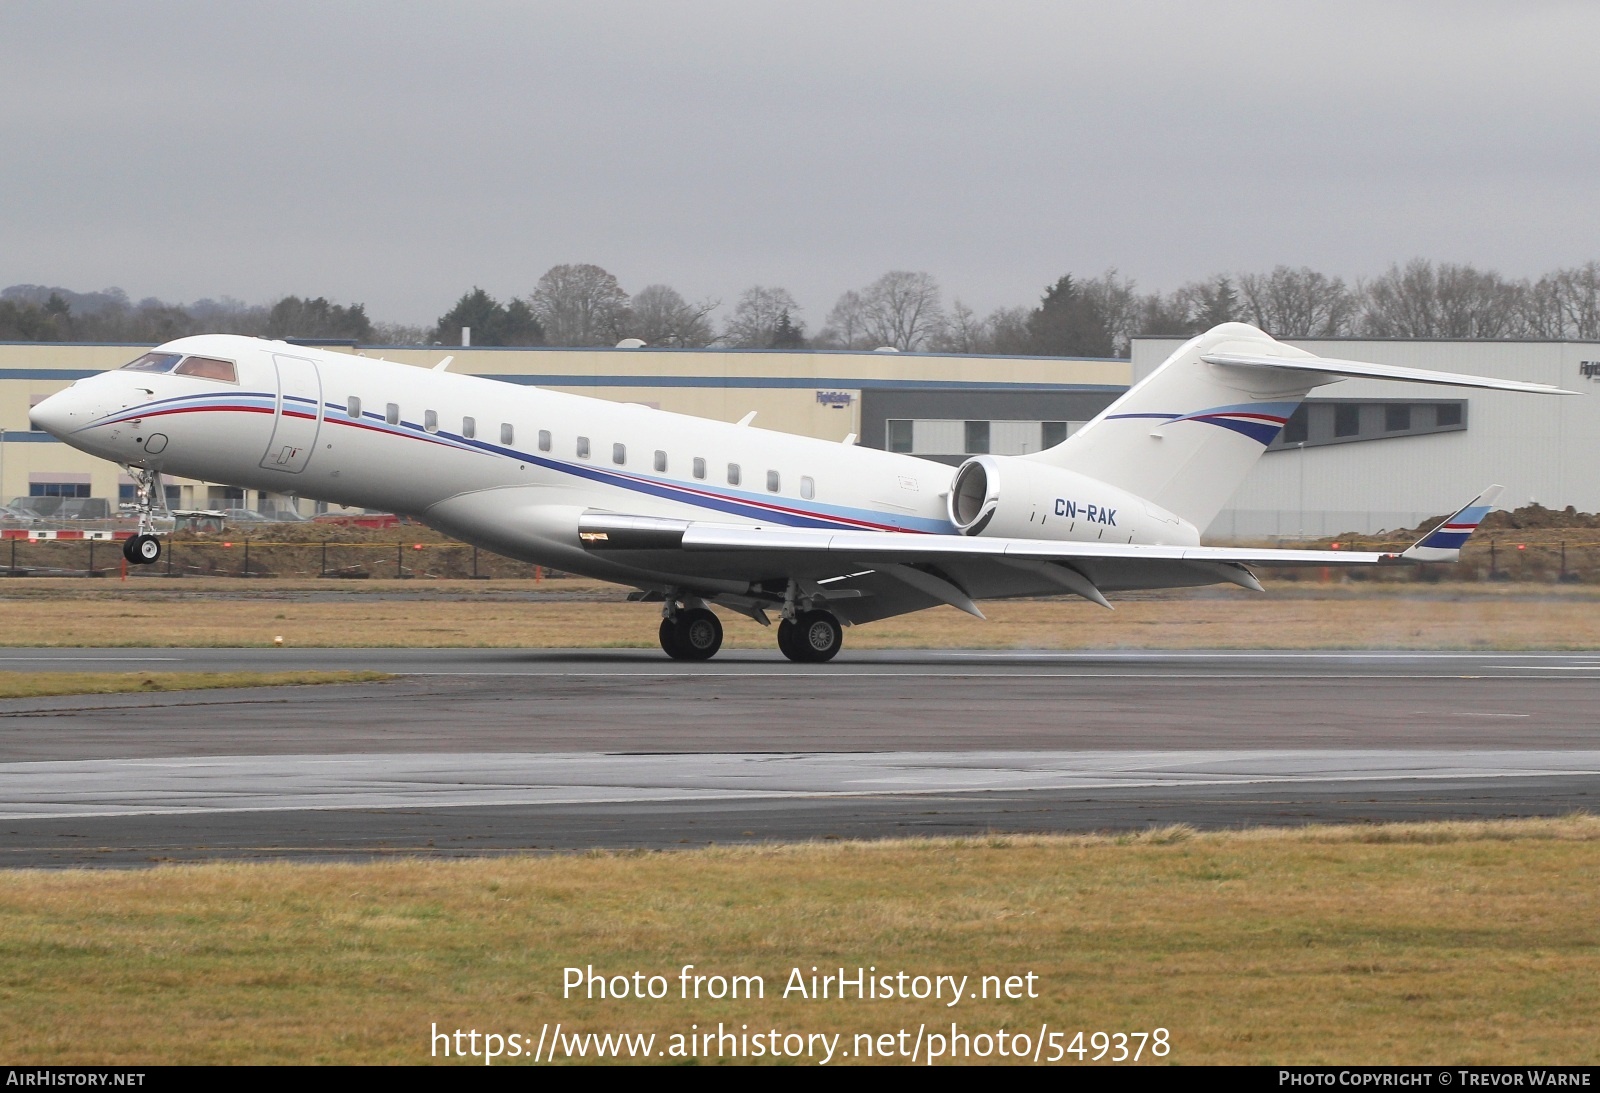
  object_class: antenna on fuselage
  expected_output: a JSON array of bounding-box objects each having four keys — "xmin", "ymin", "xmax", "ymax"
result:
[
  {"xmin": 736, "ymin": 411, "xmax": 757, "ymax": 427},
  {"xmin": 433, "ymin": 355, "xmax": 454, "ymax": 372}
]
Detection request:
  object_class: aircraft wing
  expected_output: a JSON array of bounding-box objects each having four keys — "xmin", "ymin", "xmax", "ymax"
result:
[{"xmin": 579, "ymin": 486, "xmax": 1501, "ymax": 623}]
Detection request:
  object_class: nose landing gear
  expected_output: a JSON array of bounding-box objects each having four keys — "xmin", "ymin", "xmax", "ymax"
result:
[{"xmin": 120, "ymin": 465, "xmax": 165, "ymax": 566}]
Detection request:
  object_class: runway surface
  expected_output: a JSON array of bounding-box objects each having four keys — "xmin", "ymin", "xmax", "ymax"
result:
[{"xmin": 0, "ymin": 648, "xmax": 1596, "ymax": 865}]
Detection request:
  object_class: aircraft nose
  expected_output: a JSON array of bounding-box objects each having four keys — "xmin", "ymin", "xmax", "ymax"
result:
[{"xmin": 28, "ymin": 388, "xmax": 74, "ymax": 435}]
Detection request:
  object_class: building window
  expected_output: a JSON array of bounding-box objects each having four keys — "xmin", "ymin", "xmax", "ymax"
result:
[
  {"xmin": 654, "ymin": 450, "xmax": 667, "ymax": 473},
  {"xmin": 1334, "ymin": 404, "xmax": 1360, "ymax": 437},
  {"xmin": 1436, "ymin": 403, "xmax": 1462, "ymax": 427},
  {"xmin": 766, "ymin": 470, "xmax": 780, "ymax": 492},
  {"xmin": 964, "ymin": 420, "xmax": 990, "ymax": 454},
  {"xmin": 424, "ymin": 409, "xmax": 438, "ymax": 434},
  {"xmin": 1281, "ymin": 406, "xmax": 1308, "ymax": 445},
  {"xmin": 538, "ymin": 429, "xmax": 551, "ymax": 451},
  {"xmin": 576, "ymin": 436, "xmax": 591, "ymax": 459},
  {"xmin": 501, "ymin": 423, "xmax": 514, "ymax": 445},
  {"xmin": 1041, "ymin": 421, "xmax": 1069, "ymax": 448},
  {"xmin": 693, "ymin": 457, "xmax": 706, "ymax": 480},
  {"xmin": 800, "ymin": 476, "xmax": 815, "ymax": 500},
  {"xmin": 727, "ymin": 463, "xmax": 741, "ymax": 486},
  {"xmin": 30, "ymin": 482, "xmax": 91, "ymax": 498},
  {"xmin": 887, "ymin": 419, "xmax": 913, "ymax": 453},
  {"xmin": 385, "ymin": 403, "xmax": 400, "ymax": 426},
  {"xmin": 612, "ymin": 442, "xmax": 626, "ymax": 465},
  {"xmin": 347, "ymin": 396, "xmax": 361, "ymax": 419},
  {"xmin": 1385, "ymin": 404, "xmax": 1411, "ymax": 432}
]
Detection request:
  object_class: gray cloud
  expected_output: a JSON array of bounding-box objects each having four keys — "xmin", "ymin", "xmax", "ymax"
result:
[{"xmin": 3, "ymin": 1, "xmax": 1598, "ymax": 325}]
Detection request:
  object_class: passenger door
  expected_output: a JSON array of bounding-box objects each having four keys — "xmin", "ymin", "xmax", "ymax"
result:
[{"xmin": 259, "ymin": 354, "xmax": 323, "ymax": 473}]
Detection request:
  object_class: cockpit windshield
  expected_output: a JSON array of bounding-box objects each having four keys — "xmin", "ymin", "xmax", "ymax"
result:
[
  {"xmin": 116, "ymin": 352, "xmax": 238, "ymax": 383},
  {"xmin": 120, "ymin": 352, "xmax": 183, "ymax": 373}
]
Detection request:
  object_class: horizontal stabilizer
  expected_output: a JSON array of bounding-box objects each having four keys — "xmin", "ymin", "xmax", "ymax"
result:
[
  {"xmin": 1200, "ymin": 353, "xmax": 1576, "ymax": 395},
  {"xmin": 1401, "ymin": 485, "xmax": 1504, "ymax": 563}
]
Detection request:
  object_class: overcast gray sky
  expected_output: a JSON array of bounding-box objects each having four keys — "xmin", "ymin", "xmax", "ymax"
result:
[{"xmin": 2, "ymin": 1, "xmax": 1597, "ymax": 326}]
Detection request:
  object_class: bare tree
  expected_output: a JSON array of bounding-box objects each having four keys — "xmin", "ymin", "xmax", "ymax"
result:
[
  {"xmin": 821, "ymin": 290, "xmax": 869, "ymax": 349},
  {"xmin": 1361, "ymin": 260, "xmax": 1526, "ymax": 338},
  {"xmin": 528, "ymin": 264, "xmax": 630, "ymax": 346},
  {"xmin": 928, "ymin": 299, "xmax": 987, "ymax": 353},
  {"xmin": 1078, "ymin": 270, "xmax": 1141, "ymax": 355},
  {"xmin": 626, "ymin": 284, "xmax": 718, "ymax": 347},
  {"xmin": 722, "ymin": 286, "xmax": 802, "ymax": 348},
  {"xmin": 1237, "ymin": 266, "xmax": 1356, "ymax": 337},
  {"xmin": 985, "ymin": 306, "xmax": 1033, "ymax": 354},
  {"xmin": 857, "ymin": 270, "xmax": 944, "ymax": 351},
  {"xmin": 1554, "ymin": 262, "xmax": 1600, "ymax": 339}
]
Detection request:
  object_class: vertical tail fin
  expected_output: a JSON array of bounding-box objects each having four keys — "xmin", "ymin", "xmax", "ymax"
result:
[{"xmin": 1023, "ymin": 322, "xmax": 1319, "ymax": 531}]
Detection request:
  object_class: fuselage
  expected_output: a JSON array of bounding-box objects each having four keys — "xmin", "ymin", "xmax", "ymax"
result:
[{"xmin": 29, "ymin": 335, "xmax": 1187, "ymax": 591}]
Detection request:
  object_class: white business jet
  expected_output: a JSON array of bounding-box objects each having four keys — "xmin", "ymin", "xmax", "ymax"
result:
[{"xmin": 28, "ymin": 322, "xmax": 1567, "ymax": 662}]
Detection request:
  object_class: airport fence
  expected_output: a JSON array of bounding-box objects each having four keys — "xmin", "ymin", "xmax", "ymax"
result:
[{"xmin": 0, "ymin": 532, "xmax": 560, "ymax": 580}]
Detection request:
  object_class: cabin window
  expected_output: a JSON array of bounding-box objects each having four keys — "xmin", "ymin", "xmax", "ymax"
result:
[
  {"xmin": 386, "ymin": 403, "xmax": 400, "ymax": 426},
  {"xmin": 174, "ymin": 356, "xmax": 238, "ymax": 383},
  {"xmin": 612, "ymin": 442, "xmax": 626, "ymax": 465},
  {"xmin": 347, "ymin": 396, "xmax": 361, "ymax": 419},
  {"xmin": 800, "ymin": 476, "xmax": 815, "ymax": 500},
  {"xmin": 538, "ymin": 429, "xmax": 551, "ymax": 451},
  {"xmin": 1436, "ymin": 403, "xmax": 1463, "ymax": 427},
  {"xmin": 727, "ymin": 463, "xmax": 741, "ymax": 486},
  {"xmin": 654, "ymin": 450, "xmax": 667, "ymax": 473},
  {"xmin": 766, "ymin": 470, "xmax": 780, "ymax": 492},
  {"xmin": 462, "ymin": 416, "xmax": 476, "ymax": 439},
  {"xmin": 577, "ymin": 436, "xmax": 591, "ymax": 459},
  {"xmin": 500, "ymin": 423, "xmax": 514, "ymax": 444},
  {"xmin": 692, "ymin": 457, "xmax": 706, "ymax": 480},
  {"xmin": 424, "ymin": 409, "xmax": 439, "ymax": 434},
  {"xmin": 1386, "ymin": 404, "xmax": 1412, "ymax": 432}
]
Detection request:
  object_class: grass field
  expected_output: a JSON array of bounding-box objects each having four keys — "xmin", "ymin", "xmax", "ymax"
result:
[
  {"xmin": 0, "ymin": 819, "xmax": 1595, "ymax": 1065},
  {"xmin": 1, "ymin": 578, "xmax": 1598, "ymax": 649},
  {"xmin": 0, "ymin": 671, "xmax": 392, "ymax": 699}
]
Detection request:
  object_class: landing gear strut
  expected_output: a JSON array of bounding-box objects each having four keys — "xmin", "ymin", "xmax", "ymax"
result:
[
  {"xmin": 121, "ymin": 465, "xmax": 165, "ymax": 566},
  {"xmin": 658, "ymin": 601, "xmax": 723, "ymax": 661}
]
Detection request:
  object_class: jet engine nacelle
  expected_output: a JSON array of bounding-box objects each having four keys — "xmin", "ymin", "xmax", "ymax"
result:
[{"xmin": 946, "ymin": 455, "xmax": 1200, "ymax": 545}]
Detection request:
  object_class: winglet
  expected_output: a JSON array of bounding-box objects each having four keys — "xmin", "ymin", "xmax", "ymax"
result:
[{"xmin": 1401, "ymin": 485, "xmax": 1504, "ymax": 563}]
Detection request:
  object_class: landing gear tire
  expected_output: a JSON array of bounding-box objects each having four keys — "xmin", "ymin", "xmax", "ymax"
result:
[
  {"xmin": 672, "ymin": 608, "xmax": 723, "ymax": 661},
  {"xmin": 123, "ymin": 534, "xmax": 161, "ymax": 565},
  {"xmin": 776, "ymin": 618, "xmax": 802, "ymax": 661},
  {"xmin": 658, "ymin": 618, "xmax": 684, "ymax": 659},
  {"xmin": 779, "ymin": 610, "xmax": 843, "ymax": 663}
]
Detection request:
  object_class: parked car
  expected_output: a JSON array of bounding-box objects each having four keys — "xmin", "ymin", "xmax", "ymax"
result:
[{"xmin": 0, "ymin": 505, "xmax": 38, "ymax": 525}]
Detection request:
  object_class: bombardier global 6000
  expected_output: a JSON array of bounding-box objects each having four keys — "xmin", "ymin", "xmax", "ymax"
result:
[{"xmin": 29, "ymin": 322, "xmax": 1568, "ymax": 661}]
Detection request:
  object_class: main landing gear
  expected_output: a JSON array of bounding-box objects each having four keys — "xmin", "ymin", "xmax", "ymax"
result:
[
  {"xmin": 653, "ymin": 584, "xmax": 845, "ymax": 663},
  {"xmin": 659, "ymin": 605, "xmax": 724, "ymax": 661},
  {"xmin": 776, "ymin": 609, "xmax": 842, "ymax": 663},
  {"xmin": 121, "ymin": 465, "xmax": 165, "ymax": 566}
]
